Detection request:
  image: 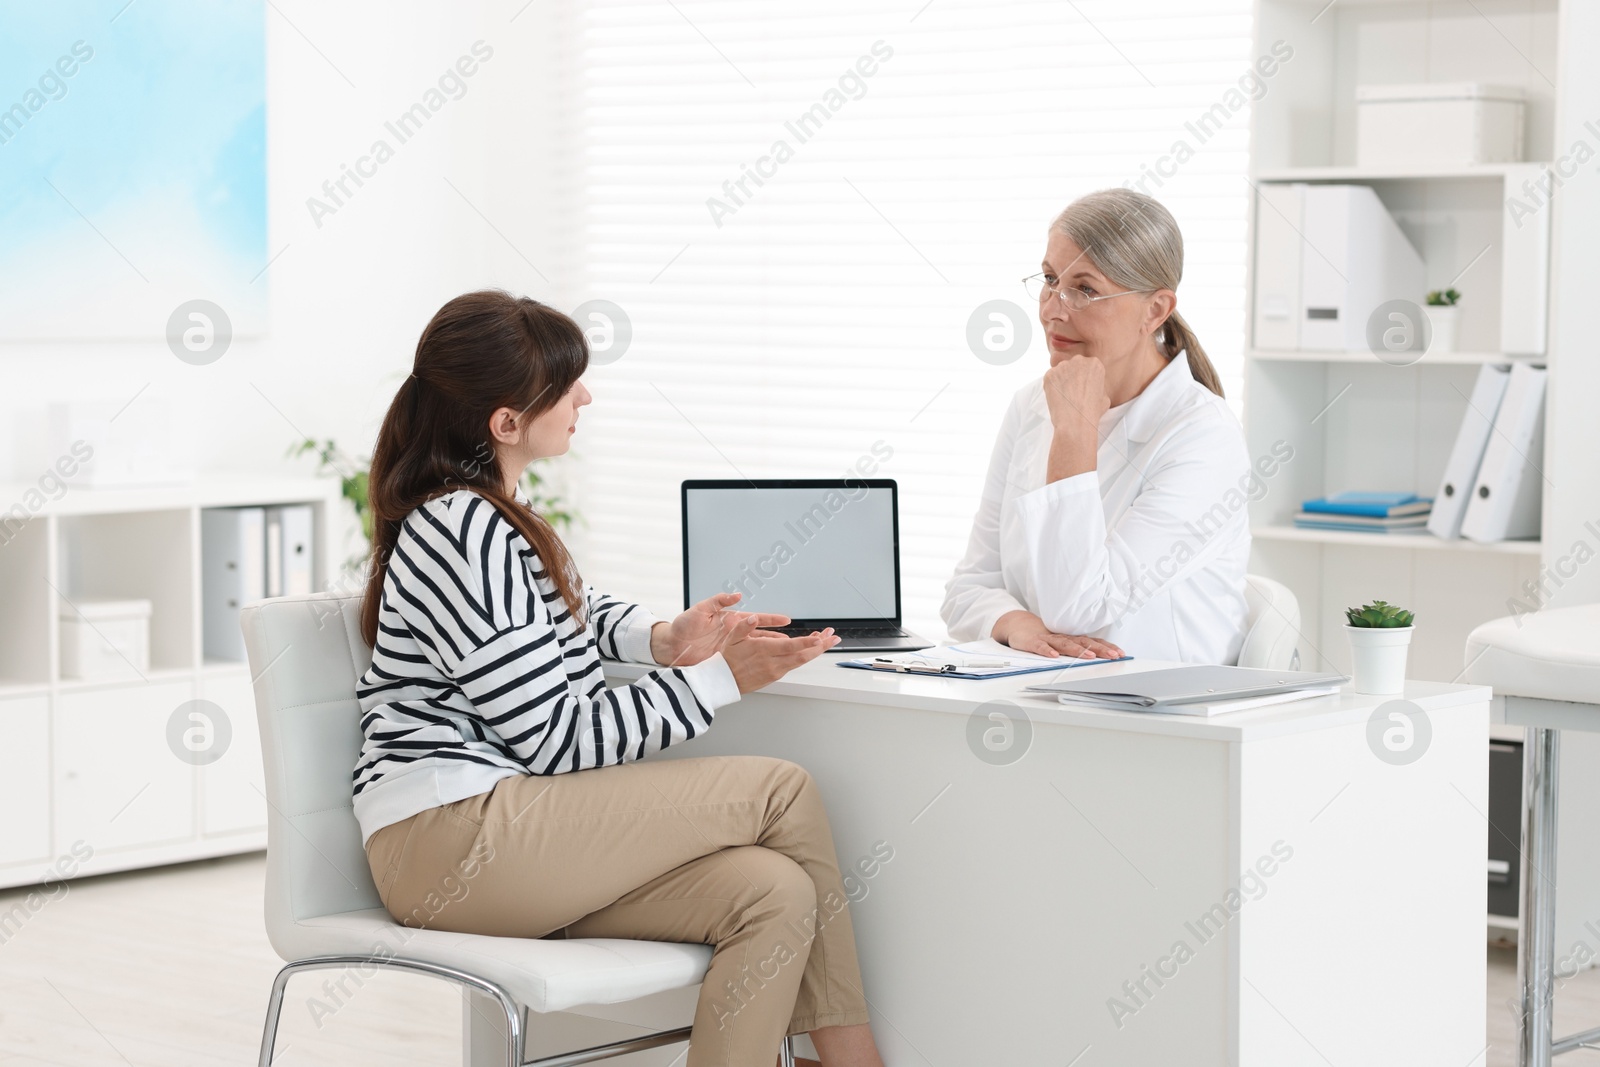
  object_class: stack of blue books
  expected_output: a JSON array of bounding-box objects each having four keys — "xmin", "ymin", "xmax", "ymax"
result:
[{"xmin": 1294, "ymin": 492, "xmax": 1432, "ymax": 533}]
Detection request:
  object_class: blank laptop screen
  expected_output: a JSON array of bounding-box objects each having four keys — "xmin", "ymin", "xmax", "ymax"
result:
[{"xmin": 683, "ymin": 483, "xmax": 898, "ymax": 621}]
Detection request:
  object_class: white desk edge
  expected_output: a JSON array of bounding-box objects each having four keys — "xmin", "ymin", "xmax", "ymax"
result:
[{"xmin": 606, "ymin": 652, "xmax": 1491, "ymax": 744}]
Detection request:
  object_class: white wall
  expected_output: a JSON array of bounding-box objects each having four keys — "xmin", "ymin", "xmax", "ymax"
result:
[
  {"xmin": 480, "ymin": 0, "xmax": 1255, "ymax": 631},
  {"xmin": 2, "ymin": 0, "xmax": 529, "ymax": 559},
  {"xmin": 4, "ymin": 1, "xmax": 1258, "ymax": 632}
]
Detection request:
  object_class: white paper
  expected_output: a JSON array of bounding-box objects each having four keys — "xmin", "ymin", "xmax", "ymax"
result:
[{"xmin": 947, "ymin": 638, "xmax": 1106, "ymax": 667}]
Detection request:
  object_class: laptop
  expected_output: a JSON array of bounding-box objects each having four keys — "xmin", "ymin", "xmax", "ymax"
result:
[{"xmin": 681, "ymin": 479, "xmax": 933, "ymax": 652}]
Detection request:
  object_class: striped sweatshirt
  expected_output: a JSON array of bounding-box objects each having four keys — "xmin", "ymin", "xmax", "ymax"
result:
[{"xmin": 352, "ymin": 486, "xmax": 740, "ymax": 844}]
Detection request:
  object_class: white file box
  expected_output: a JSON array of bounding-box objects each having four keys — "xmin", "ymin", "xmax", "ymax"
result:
[
  {"xmin": 1356, "ymin": 83, "xmax": 1525, "ymax": 168},
  {"xmin": 59, "ymin": 599, "xmax": 152, "ymax": 680}
]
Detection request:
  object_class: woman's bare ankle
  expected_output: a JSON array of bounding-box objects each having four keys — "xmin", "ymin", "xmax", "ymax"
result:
[{"xmin": 808, "ymin": 1022, "xmax": 885, "ymax": 1067}]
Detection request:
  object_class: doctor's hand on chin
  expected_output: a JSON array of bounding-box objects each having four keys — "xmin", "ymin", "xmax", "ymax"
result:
[
  {"xmin": 1041, "ymin": 352, "xmax": 1111, "ymax": 483},
  {"xmin": 1003, "ymin": 353, "xmax": 1122, "ymax": 660},
  {"xmin": 992, "ymin": 610, "xmax": 1123, "ymax": 661}
]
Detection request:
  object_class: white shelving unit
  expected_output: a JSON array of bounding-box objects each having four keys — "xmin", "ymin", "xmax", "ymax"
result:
[
  {"xmin": 1252, "ymin": 523, "xmax": 1542, "ymax": 555},
  {"xmin": 0, "ymin": 477, "xmax": 343, "ymax": 890},
  {"xmin": 1243, "ymin": 0, "xmax": 1569, "ymax": 684},
  {"xmin": 1243, "ymin": 0, "xmax": 1600, "ymax": 952},
  {"xmin": 1250, "ymin": 348, "xmax": 1539, "ymax": 366},
  {"xmin": 1255, "ymin": 162, "xmax": 1542, "ymax": 181}
]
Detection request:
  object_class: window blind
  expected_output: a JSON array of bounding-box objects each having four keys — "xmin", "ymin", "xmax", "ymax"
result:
[{"xmin": 533, "ymin": 0, "xmax": 1255, "ymax": 634}]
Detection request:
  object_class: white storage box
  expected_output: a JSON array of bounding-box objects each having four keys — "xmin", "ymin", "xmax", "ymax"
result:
[
  {"xmin": 59, "ymin": 599, "xmax": 152, "ymax": 680},
  {"xmin": 1356, "ymin": 83, "xmax": 1525, "ymax": 168},
  {"xmin": 46, "ymin": 399, "xmax": 196, "ymax": 487}
]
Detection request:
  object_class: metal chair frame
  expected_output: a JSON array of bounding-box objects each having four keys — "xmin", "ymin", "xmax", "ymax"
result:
[{"xmin": 258, "ymin": 953, "xmax": 796, "ymax": 1066}]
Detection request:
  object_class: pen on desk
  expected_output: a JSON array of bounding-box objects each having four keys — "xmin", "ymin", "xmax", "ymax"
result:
[{"xmin": 870, "ymin": 656, "xmax": 1014, "ymax": 670}]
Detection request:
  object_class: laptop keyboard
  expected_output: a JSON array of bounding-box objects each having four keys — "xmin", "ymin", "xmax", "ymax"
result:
[{"xmin": 765, "ymin": 624, "xmax": 909, "ymax": 638}]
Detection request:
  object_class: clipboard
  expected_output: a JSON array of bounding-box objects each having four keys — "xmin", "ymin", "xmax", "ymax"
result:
[{"xmin": 837, "ymin": 643, "xmax": 1131, "ymax": 680}]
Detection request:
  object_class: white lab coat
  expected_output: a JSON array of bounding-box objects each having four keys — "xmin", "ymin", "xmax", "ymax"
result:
[{"xmin": 942, "ymin": 352, "xmax": 1253, "ymax": 665}]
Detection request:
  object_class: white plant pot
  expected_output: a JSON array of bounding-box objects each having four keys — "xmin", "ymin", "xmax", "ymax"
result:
[
  {"xmin": 1426, "ymin": 305, "xmax": 1460, "ymax": 354},
  {"xmin": 1345, "ymin": 625, "xmax": 1414, "ymax": 695}
]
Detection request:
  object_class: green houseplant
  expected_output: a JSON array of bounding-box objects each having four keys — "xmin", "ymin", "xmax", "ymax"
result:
[
  {"xmin": 1344, "ymin": 599, "xmax": 1416, "ymax": 695},
  {"xmin": 1344, "ymin": 600, "xmax": 1415, "ymax": 628},
  {"xmin": 1424, "ymin": 288, "xmax": 1461, "ymax": 354}
]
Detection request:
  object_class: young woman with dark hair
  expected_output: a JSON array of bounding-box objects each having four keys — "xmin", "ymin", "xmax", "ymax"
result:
[{"xmin": 354, "ymin": 290, "xmax": 885, "ymax": 1067}]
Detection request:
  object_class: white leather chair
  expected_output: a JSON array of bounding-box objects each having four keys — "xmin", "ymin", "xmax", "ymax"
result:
[
  {"xmin": 241, "ymin": 590, "xmax": 796, "ymax": 1067},
  {"xmin": 1237, "ymin": 574, "xmax": 1302, "ymax": 670}
]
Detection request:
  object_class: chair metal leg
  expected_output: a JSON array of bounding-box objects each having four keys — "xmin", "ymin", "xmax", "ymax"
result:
[
  {"xmin": 257, "ymin": 956, "xmax": 524, "ymax": 1067},
  {"xmin": 1520, "ymin": 727, "xmax": 1561, "ymax": 1067},
  {"xmin": 256, "ymin": 961, "xmax": 296, "ymax": 1067},
  {"xmin": 779, "ymin": 1034, "xmax": 796, "ymax": 1067},
  {"xmin": 463, "ymin": 985, "xmax": 526, "ymax": 1067}
]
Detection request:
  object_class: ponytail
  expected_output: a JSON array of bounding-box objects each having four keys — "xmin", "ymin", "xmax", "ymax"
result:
[
  {"xmin": 364, "ymin": 374, "xmax": 421, "ymax": 559},
  {"xmin": 1161, "ymin": 310, "xmax": 1224, "ymax": 398}
]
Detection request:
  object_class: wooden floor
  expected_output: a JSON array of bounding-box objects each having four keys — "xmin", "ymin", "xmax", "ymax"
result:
[
  {"xmin": 0, "ymin": 853, "xmax": 457, "ymax": 1066},
  {"xmin": 2, "ymin": 852, "xmax": 1599, "ymax": 1065},
  {"xmin": 1487, "ymin": 941, "xmax": 1600, "ymax": 1067}
]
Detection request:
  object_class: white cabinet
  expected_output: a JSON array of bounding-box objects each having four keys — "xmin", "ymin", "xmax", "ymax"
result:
[
  {"xmin": 55, "ymin": 684, "xmax": 195, "ymax": 851},
  {"xmin": 54, "ymin": 681, "xmax": 196, "ymax": 854},
  {"xmin": 0, "ymin": 696, "xmax": 51, "ymax": 866},
  {"xmin": 0, "ymin": 473, "xmax": 344, "ymax": 888},
  {"xmin": 199, "ymin": 670, "xmax": 267, "ymax": 835}
]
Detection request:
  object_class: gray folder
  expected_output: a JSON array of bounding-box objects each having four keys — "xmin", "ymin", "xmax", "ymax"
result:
[{"xmin": 1025, "ymin": 665, "xmax": 1349, "ymax": 710}]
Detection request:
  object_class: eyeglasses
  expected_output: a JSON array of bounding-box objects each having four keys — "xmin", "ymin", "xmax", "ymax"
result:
[{"xmin": 1022, "ymin": 273, "xmax": 1156, "ymax": 311}]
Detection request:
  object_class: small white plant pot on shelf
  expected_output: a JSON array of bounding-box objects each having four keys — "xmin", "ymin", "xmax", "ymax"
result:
[
  {"xmin": 1426, "ymin": 305, "xmax": 1460, "ymax": 354},
  {"xmin": 1345, "ymin": 626, "xmax": 1414, "ymax": 695}
]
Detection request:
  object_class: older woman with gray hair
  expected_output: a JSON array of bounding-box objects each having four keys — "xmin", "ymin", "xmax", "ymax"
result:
[{"xmin": 942, "ymin": 188, "xmax": 1254, "ymax": 666}]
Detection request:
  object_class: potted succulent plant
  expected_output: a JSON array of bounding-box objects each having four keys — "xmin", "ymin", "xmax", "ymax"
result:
[
  {"xmin": 1425, "ymin": 289, "xmax": 1460, "ymax": 354},
  {"xmin": 1344, "ymin": 600, "xmax": 1416, "ymax": 695}
]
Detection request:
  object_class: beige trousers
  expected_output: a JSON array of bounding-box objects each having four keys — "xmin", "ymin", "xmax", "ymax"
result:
[{"xmin": 365, "ymin": 754, "xmax": 872, "ymax": 1067}]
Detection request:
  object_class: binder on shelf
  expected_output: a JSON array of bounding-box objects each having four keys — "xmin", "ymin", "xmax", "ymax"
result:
[
  {"xmin": 1253, "ymin": 184, "xmax": 1306, "ymax": 349},
  {"xmin": 265, "ymin": 512, "xmax": 281, "ymax": 601},
  {"xmin": 1501, "ymin": 163, "xmax": 1551, "ymax": 355},
  {"xmin": 1428, "ymin": 363, "xmax": 1512, "ymax": 541},
  {"xmin": 202, "ymin": 507, "xmax": 266, "ymax": 662},
  {"xmin": 266, "ymin": 505, "xmax": 315, "ymax": 597},
  {"xmin": 1461, "ymin": 363, "xmax": 1546, "ymax": 543},
  {"xmin": 1252, "ymin": 183, "xmax": 1425, "ymax": 352}
]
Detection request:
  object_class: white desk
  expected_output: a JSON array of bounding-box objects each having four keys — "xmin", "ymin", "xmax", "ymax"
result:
[{"xmin": 471, "ymin": 655, "xmax": 1490, "ymax": 1066}]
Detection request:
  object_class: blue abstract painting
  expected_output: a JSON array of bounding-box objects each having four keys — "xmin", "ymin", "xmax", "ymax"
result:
[{"xmin": 0, "ymin": 1, "xmax": 266, "ymax": 339}]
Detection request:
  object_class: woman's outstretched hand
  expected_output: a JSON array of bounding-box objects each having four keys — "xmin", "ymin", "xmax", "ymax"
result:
[
  {"xmin": 720, "ymin": 614, "xmax": 839, "ymax": 693},
  {"xmin": 651, "ymin": 592, "xmax": 790, "ymax": 667},
  {"xmin": 992, "ymin": 610, "xmax": 1123, "ymax": 660}
]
